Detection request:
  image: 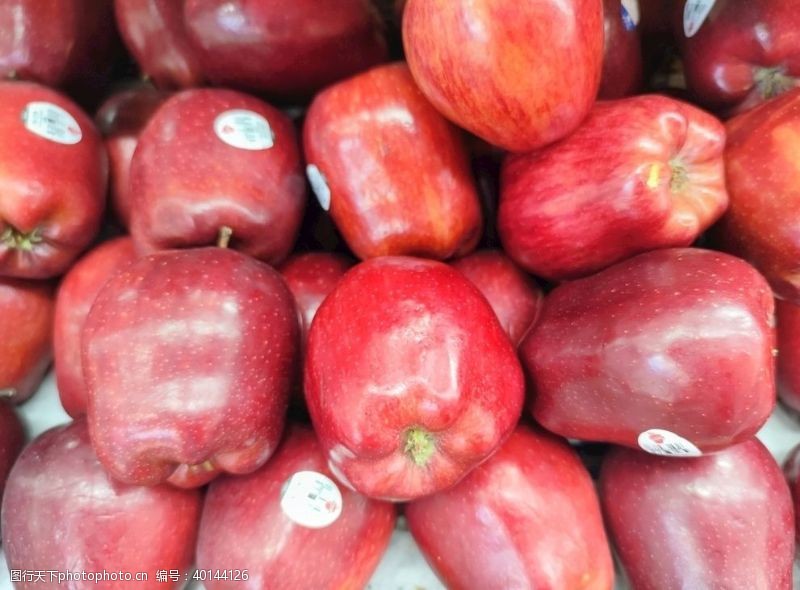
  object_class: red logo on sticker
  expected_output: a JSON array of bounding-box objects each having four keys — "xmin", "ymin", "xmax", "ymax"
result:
[
  {"xmin": 324, "ymin": 500, "xmax": 337, "ymax": 512},
  {"xmin": 649, "ymin": 433, "xmax": 665, "ymax": 444}
]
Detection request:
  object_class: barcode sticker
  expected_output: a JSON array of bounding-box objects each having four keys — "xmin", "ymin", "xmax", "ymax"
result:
[
  {"xmin": 683, "ymin": 0, "xmax": 716, "ymax": 38},
  {"xmin": 306, "ymin": 164, "xmax": 331, "ymax": 211},
  {"xmin": 637, "ymin": 429, "xmax": 702, "ymax": 457},
  {"xmin": 21, "ymin": 102, "xmax": 82, "ymax": 145},
  {"xmin": 280, "ymin": 470, "xmax": 343, "ymax": 529},
  {"xmin": 214, "ymin": 109, "xmax": 274, "ymax": 151},
  {"xmin": 620, "ymin": 0, "xmax": 640, "ymax": 29}
]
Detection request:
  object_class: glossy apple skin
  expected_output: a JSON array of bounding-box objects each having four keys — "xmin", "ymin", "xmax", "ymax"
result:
[
  {"xmin": 0, "ymin": 279, "xmax": 54, "ymax": 404},
  {"xmin": 197, "ymin": 425, "xmax": 395, "ymax": 590},
  {"xmin": 95, "ymin": 85, "xmax": 168, "ymax": 229},
  {"xmin": 82, "ymin": 248, "xmax": 299, "ymax": 488},
  {"xmin": 0, "ymin": 402, "xmax": 24, "ymax": 527},
  {"xmin": 451, "ymin": 250, "xmax": 542, "ymax": 347},
  {"xmin": 304, "ymin": 63, "xmax": 482, "ymax": 261},
  {"xmin": 183, "ymin": 0, "xmax": 388, "ymax": 100},
  {"xmin": 54, "ymin": 237, "xmax": 137, "ymax": 419},
  {"xmin": 499, "ymin": 95, "xmax": 728, "ymax": 281},
  {"xmin": 0, "ymin": 82, "xmax": 107, "ymax": 279},
  {"xmin": 676, "ymin": 0, "xmax": 800, "ymax": 114},
  {"xmin": 406, "ymin": 425, "xmax": 613, "ymax": 590},
  {"xmin": 114, "ymin": 0, "xmax": 204, "ymax": 89},
  {"xmin": 599, "ymin": 0, "xmax": 643, "ymax": 98},
  {"xmin": 130, "ymin": 89, "xmax": 306, "ymax": 265},
  {"xmin": 716, "ymin": 89, "xmax": 800, "ymax": 303},
  {"xmin": 782, "ymin": 443, "xmax": 800, "ymax": 541},
  {"xmin": 601, "ymin": 440, "xmax": 794, "ymax": 590},
  {"xmin": 639, "ymin": 0, "xmax": 671, "ymax": 36},
  {"xmin": 522, "ymin": 248, "xmax": 775, "ymax": 452},
  {"xmin": 305, "ymin": 256, "xmax": 524, "ymax": 501},
  {"xmin": 403, "ymin": 0, "xmax": 603, "ymax": 152},
  {"xmin": 1, "ymin": 420, "xmax": 201, "ymax": 589},
  {"xmin": 777, "ymin": 299, "xmax": 800, "ymax": 413}
]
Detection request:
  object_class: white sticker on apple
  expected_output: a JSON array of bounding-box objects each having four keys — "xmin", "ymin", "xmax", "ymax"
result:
[
  {"xmin": 637, "ymin": 429, "xmax": 703, "ymax": 457},
  {"xmin": 21, "ymin": 102, "xmax": 82, "ymax": 145},
  {"xmin": 306, "ymin": 164, "xmax": 331, "ymax": 211},
  {"xmin": 683, "ymin": 0, "xmax": 717, "ymax": 38},
  {"xmin": 280, "ymin": 470, "xmax": 343, "ymax": 529},
  {"xmin": 620, "ymin": 0, "xmax": 640, "ymax": 28},
  {"xmin": 213, "ymin": 109, "xmax": 274, "ymax": 151}
]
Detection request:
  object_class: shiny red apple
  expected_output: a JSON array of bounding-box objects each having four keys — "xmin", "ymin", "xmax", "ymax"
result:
[
  {"xmin": 304, "ymin": 62, "xmax": 482, "ymax": 261},
  {"xmin": 1, "ymin": 419, "xmax": 201, "ymax": 589},
  {"xmin": 305, "ymin": 256, "xmax": 525, "ymax": 501},
  {"xmin": 82, "ymin": 248, "xmax": 299, "ymax": 488},
  {"xmin": 406, "ymin": 425, "xmax": 614, "ymax": 590},
  {"xmin": 499, "ymin": 95, "xmax": 728, "ymax": 281},
  {"xmin": 197, "ymin": 425, "xmax": 396, "ymax": 589},
  {"xmin": 0, "ymin": 81, "xmax": 107, "ymax": 278},
  {"xmin": 54, "ymin": 237, "xmax": 137, "ymax": 418},
  {"xmin": 403, "ymin": 0, "xmax": 604, "ymax": 151},
  {"xmin": 601, "ymin": 439, "xmax": 794, "ymax": 589},
  {"xmin": 777, "ymin": 299, "xmax": 800, "ymax": 413},
  {"xmin": 0, "ymin": 278, "xmax": 53, "ymax": 404},
  {"xmin": 0, "ymin": 402, "xmax": 24, "ymax": 528},
  {"xmin": 599, "ymin": 0, "xmax": 643, "ymax": 98},
  {"xmin": 522, "ymin": 248, "xmax": 775, "ymax": 454},
  {"xmin": 130, "ymin": 88, "xmax": 306, "ymax": 264},
  {"xmin": 782, "ymin": 442, "xmax": 800, "ymax": 542},
  {"xmin": 451, "ymin": 250, "xmax": 542, "ymax": 347}
]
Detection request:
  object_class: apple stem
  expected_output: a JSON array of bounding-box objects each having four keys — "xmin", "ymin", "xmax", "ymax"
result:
[
  {"xmin": 217, "ymin": 226, "xmax": 233, "ymax": 249},
  {"xmin": 403, "ymin": 427, "xmax": 436, "ymax": 468}
]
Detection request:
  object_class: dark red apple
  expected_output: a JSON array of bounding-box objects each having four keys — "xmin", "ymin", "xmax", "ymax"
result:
[
  {"xmin": 499, "ymin": 95, "xmax": 728, "ymax": 281},
  {"xmin": 599, "ymin": 0, "xmax": 643, "ymax": 98},
  {"xmin": 82, "ymin": 248, "xmax": 299, "ymax": 488},
  {"xmin": 0, "ymin": 278, "xmax": 53, "ymax": 404},
  {"xmin": 676, "ymin": 0, "xmax": 800, "ymax": 114},
  {"xmin": 0, "ymin": 402, "xmax": 24, "ymax": 528},
  {"xmin": 130, "ymin": 88, "xmax": 306, "ymax": 265},
  {"xmin": 522, "ymin": 248, "xmax": 775, "ymax": 454},
  {"xmin": 716, "ymin": 89, "xmax": 800, "ymax": 303},
  {"xmin": 197, "ymin": 425, "xmax": 396, "ymax": 589},
  {"xmin": 601, "ymin": 439, "xmax": 794, "ymax": 589},
  {"xmin": 183, "ymin": 0, "xmax": 388, "ymax": 100},
  {"xmin": 1, "ymin": 419, "xmax": 201, "ymax": 589},
  {"xmin": 639, "ymin": 0, "xmax": 671, "ymax": 36},
  {"xmin": 0, "ymin": 81, "xmax": 107, "ymax": 278},
  {"xmin": 114, "ymin": 0, "xmax": 205, "ymax": 89},
  {"xmin": 406, "ymin": 425, "xmax": 614, "ymax": 590},
  {"xmin": 54, "ymin": 237, "xmax": 137, "ymax": 418},
  {"xmin": 305, "ymin": 256, "xmax": 524, "ymax": 501},
  {"xmin": 304, "ymin": 62, "xmax": 482, "ymax": 261},
  {"xmin": 451, "ymin": 250, "xmax": 542, "ymax": 347},
  {"xmin": 777, "ymin": 299, "xmax": 800, "ymax": 413},
  {"xmin": 95, "ymin": 85, "xmax": 168, "ymax": 228},
  {"xmin": 403, "ymin": 0, "xmax": 604, "ymax": 152}
]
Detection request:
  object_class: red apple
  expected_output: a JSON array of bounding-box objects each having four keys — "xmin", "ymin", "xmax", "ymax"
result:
[
  {"xmin": 601, "ymin": 439, "xmax": 794, "ymax": 589},
  {"xmin": 639, "ymin": 0, "xmax": 671, "ymax": 36},
  {"xmin": 0, "ymin": 402, "xmax": 24, "ymax": 528},
  {"xmin": 1, "ymin": 419, "xmax": 201, "ymax": 589},
  {"xmin": 82, "ymin": 248, "xmax": 299, "ymax": 487},
  {"xmin": 782, "ymin": 443, "xmax": 800, "ymax": 542},
  {"xmin": 450, "ymin": 250, "xmax": 542, "ymax": 347},
  {"xmin": 777, "ymin": 299, "xmax": 800, "ymax": 413},
  {"xmin": 599, "ymin": 0, "xmax": 643, "ymax": 98},
  {"xmin": 716, "ymin": 88, "xmax": 800, "ymax": 303},
  {"xmin": 522, "ymin": 248, "xmax": 775, "ymax": 454},
  {"xmin": 54, "ymin": 237, "xmax": 137, "ymax": 418},
  {"xmin": 499, "ymin": 95, "xmax": 728, "ymax": 281},
  {"xmin": 305, "ymin": 256, "xmax": 525, "ymax": 501},
  {"xmin": 675, "ymin": 0, "xmax": 800, "ymax": 114},
  {"xmin": 197, "ymin": 425, "xmax": 396, "ymax": 589},
  {"xmin": 403, "ymin": 0, "xmax": 604, "ymax": 152},
  {"xmin": 406, "ymin": 425, "xmax": 614, "ymax": 590},
  {"xmin": 183, "ymin": 0, "xmax": 388, "ymax": 100},
  {"xmin": 0, "ymin": 82, "xmax": 107, "ymax": 278},
  {"xmin": 114, "ymin": 0, "xmax": 205, "ymax": 89},
  {"xmin": 0, "ymin": 278, "xmax": 54, "ymax": 404},
  {"xmin": 304, "ymin": 63, "xmax": 482, "ymax": 261},
  {"xmin": 95, "ymin": 85, "xmax": 168, "ymax": 228},
  {"xmin": 130, "ymin": 88, "xmax": 306, "ymax": 265}
]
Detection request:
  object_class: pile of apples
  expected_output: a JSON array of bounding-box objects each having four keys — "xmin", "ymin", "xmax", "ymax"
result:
[{"xmin": 1, "ymin": 0, "xmax": 800, "ymax": 588}]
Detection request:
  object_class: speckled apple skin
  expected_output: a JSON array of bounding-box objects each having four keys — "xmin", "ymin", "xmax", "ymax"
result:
[
  {"xmin": 600, "ymin": 439, "xmax": 795, "ymax": 590},
  {"xmin": 304, "ymin": 63, "xmax": 482, "ymax": 261},
  {"xmin": 304, "ymin": 256, "xmax": 524, "ymax": 501},
  {"xmin": 777, "ymin": 299, "xmax": 800, "ymax": 413},
  {"xmin": 82, "ymin": 248, "xmax": 299, "ymax": 488},
  {"xmin": 523, "ymin": 248, "xmax": 775, "ymax": 452},
  {"xmin": 0, "ymin": 402, "xmax": 24, "ymax": 524},
  {"xmin": 54, "ymin": 237, "xmax": 137, "ymax": 418},
  {"xmin": 0, "ymin": 81, "xmax": 107, "ymax": 279},
  {"xmin": 1, "ymin": 420, "xmax": 201, "ymax": 590},
  {"xmin": 130, "ymin": 88, "xmax": 306, "ymax": 265},
  {"xmin": 406, "ymin": 425, "xmax": 614, "ymax": 590},
  {"xmin": 197, "ymin": 425, "xmax": 395, "ymax": 590}
]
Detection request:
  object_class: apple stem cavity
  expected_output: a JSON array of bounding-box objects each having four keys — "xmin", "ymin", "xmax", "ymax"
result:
[
  {"xmin": 404, "ymin": 427, "xmax": 436, "ymax": 467},
  {"xmin": 755, "ymin": 66, "xmax": 796, "ymax": 100},
  {"xmin": 1, "ymin": 226, "xmax": 43, "ymax": 251},
  {"xmin": 217, "ymin": 226, "xmax": 233, "ymax": 249},
  {"xmin": 669, "ymin": 159, "xmax": 688, "ymax": 193}
]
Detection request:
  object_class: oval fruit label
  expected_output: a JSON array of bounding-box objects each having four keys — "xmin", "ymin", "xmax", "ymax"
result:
[
  {"xmin": 213, "ymin": 109, "xmax": 274, "ymax": 151},
  {"xmin": 637, "ymin": 429, "xmax": 703, "ymax": 457},
  {"xmin": 621, "ymin": 0, "xmax": 640, "ymax": 30},
  {"xmin": 306, "ymin": 164, "xmax": 331, "ymax": 211},
  {"xmin": 683, "ymin": 0, "xmax": 717, "ymax": 38},
  {"xmin": 21, "ymin": 102, "xmax": 82, "ymax": 145},
  {"xmin": 280, "ymin": 470, "xmax": 343, "ymax": 529}
]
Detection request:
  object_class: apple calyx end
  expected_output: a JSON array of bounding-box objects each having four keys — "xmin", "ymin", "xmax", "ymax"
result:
[
  {"xmin": 217, "ymin": 226, "xmax": 233, "ymax": 249},
  {"xmin": 755, "ymin": 66, "xmax": 796, "ymax": 100},
  {"xmin": 403, "ymin": 427, "xmax": 436, "ymax": 468},
  {"xmin": 668, "ymin": 159, "xmax": 688, "ymax": 193},
  {"xmin": 1, "ymin": 226, "xmax": 43, "ymax": 252}
]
